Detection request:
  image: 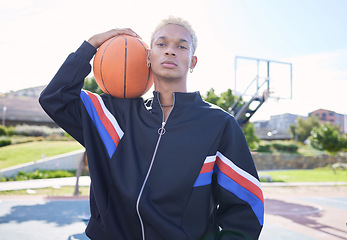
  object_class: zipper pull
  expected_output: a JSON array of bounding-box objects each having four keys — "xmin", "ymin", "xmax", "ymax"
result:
[{"xmin": 158, "ymin": 121, "xmax": 166, "ymax": 135}]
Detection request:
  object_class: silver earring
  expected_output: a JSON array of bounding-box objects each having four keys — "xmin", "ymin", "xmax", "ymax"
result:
[
  {"xmin": 147, "ymin": 62, "xmax": 151, "ymax": 68},
  {"xmin": 189, "ymin": 67, "xmax": 193, "ymax": 73}
]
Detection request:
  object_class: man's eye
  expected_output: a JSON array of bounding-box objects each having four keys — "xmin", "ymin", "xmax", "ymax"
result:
[
  {"xmin": 157, "ymin": 43, "xmax": 165, "ymax": 47},
  {"xmin": 179, "ymin": 46, "xmax": 187, "ymax": 50}
]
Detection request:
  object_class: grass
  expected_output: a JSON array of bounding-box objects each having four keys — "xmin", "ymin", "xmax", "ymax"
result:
[
  {"xmin": 296, "ymin": 142, "xmax": 325, "ymax": 156},
  {"xmin": 260, "ymin": 167, "xmax": 347, "ymax": 182},
  {"xmin": 0, "ymin": 186, "xmax": 90, "ymax": 196},
  {"xmin": 257, "ymin": 140, "xmax": 324, "ymax": 156},
  {"xmin": 0, "ymin": 140, "xmax": 84, "ymax": 169}
]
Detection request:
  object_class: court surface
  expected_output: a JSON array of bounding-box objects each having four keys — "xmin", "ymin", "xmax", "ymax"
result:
[
  {"xmin": 0, "ymin": 185, "xmax": 346, "ymax": 240},
  {"xmin": 260, "ymin": 185, "xmax": 347, "ymax": 240}
]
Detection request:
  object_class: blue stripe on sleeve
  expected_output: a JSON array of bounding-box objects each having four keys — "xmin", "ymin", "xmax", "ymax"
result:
[
  {"xmin": 193, "ymin": 171, "xmax": 213, "ymax": 187},
  {"xmin": 80, "ymin": 91, "xmax": 116, "ymax": 158},
  {"xmin": 215, "ymin": 166, "xmax": 264, "ymax": 226}
]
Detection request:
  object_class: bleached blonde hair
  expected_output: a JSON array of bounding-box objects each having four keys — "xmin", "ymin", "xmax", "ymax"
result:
[{"xmin": 150, "ymin": 16, "xmax": 198, "ymax": 55}]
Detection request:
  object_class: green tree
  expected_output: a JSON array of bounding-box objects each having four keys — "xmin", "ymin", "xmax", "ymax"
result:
[
  {"xmin": 242, "ymin": 122, "xmax": 260, "ymax": 150},
  {"xmin": 203, "ymin": 88, "xmax": 220, "ymax": 107},
  {"xmin": 218, "ymin": 89, "xmax": 237, "ymax": 112},
  {"xmin": 309, "ymin": 123, "xmax": 347, "ymax": 155},
  {"xmin": 203, "ymin": 88, "xmax": 244, "ymax": 113},
  {"xmin": 289, "ymin": 115, "xmax": 320, "ymax": 142},
  {"xmin": 83, "ymin": 77, "xmax": 103, "ymax": 94},
  {"xmin": 203, "ymin": 88, "xmax": 258, "ymax": 149}
]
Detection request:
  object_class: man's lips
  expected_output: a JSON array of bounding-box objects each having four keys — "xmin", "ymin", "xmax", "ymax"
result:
[{"xmin": 161, "ymin": 60, "xmax": 177, "ymax": 68}]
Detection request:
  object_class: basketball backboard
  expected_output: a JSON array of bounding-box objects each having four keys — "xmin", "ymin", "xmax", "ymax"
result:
[{"xmin": 234, "ymin": 56, "xmax": 292, "ymax": 100}]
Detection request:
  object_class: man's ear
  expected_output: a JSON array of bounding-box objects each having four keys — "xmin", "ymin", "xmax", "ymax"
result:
[
  {"xmin": 190, "ymin": 56, "xmax": 198, "ymax": 69},
  {"xmin": 146, "ymin": 48, "xmax": 151, "ymax": 63}
]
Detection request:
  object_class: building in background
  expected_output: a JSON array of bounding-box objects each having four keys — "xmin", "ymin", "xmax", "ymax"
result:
[
  {"xmin": 253, "ymin": 113, "xmax": 304, "ymax": 140},
  {"xmin": 268, "ymin": 113, "xmax": 302, "ymax": 133},
  {"xmin": 0, "ymin": 86, "xmax": 57, "ymax": 127},
  {"xmin": 309, "ymin": 109, "xmax": 345, "ymax": 132},
  {"xmin": 253, "ymin": 109, "xmax": 346, "ymax": 140}
]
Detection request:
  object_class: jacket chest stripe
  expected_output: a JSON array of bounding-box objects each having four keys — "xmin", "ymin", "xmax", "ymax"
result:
[
  {"xmin": 193, "ymin": 156, "xmax": 216, "ymax": 187},
  {"xmin": 215, "ymin": 152, "xmax": 264, "ymax": 225},
  {"xmin": 80, "ymin": 90, "xmax": 124, "ymax": 157}
]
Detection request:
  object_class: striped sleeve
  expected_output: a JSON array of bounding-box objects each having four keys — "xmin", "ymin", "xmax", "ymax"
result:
[
  {"xmin": 193, "ymin": 152, "xmax": 264, "ymax": 226},
  {"xmin": 212, "ymin": 115, "xmax": 264, "ymax": 240},
  {"xmin": 80, "ymin": 90, "xmax": 124, "ymax": 158},
  {"xmin": 215, "ymin": 151, "xmax": 264, "ymax": 226},
  {"xmin": 193, "ymin": 156, "xmax": 216, "ymax": 187}
]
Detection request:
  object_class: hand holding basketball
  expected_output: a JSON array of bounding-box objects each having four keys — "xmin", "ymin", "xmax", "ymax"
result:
[
  {"xmin": 88, "ymin": 28, "xmax": 141, "ymax": 49},
  {"xmin": 93, "ymin": 34, "xmax": 154, "ymax": 98}
]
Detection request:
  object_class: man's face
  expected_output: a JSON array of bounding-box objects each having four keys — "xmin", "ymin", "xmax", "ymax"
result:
[{"xmin": 148, "ymin": 24, "xmax": 197, "ymax": 81}]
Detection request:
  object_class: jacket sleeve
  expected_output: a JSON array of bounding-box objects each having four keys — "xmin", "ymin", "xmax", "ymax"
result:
[
  {"xmin": 39, "ymin": 41, "xmax": 96, "ymax": 145},
  {"xmin": 213, "ymin": 117, "xmax": 264, "ymax": 240}
]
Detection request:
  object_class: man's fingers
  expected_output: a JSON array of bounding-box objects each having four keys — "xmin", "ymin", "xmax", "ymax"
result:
[
  {"xmin": 88, "ymin": 28, "xmax": 142, "ymax": 49},
  {"xmin": 112, "ymin": 28, "xmax": 141, "ymax": 39}
]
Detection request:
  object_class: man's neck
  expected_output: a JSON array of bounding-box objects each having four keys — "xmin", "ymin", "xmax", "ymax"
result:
[{"xmin": 154, "ymin": 77, "xmax": 187, "ymax": 106}]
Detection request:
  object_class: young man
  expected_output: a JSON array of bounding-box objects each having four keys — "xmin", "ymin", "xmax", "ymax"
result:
[{"xmin": 39, "ymin": 17, "xmax": 264, "ymax": 240}]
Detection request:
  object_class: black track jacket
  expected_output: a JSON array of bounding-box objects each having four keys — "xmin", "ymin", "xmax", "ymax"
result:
[{"xmin": 39, "ymin": 41, "xmax": 264, "ymax": 240}]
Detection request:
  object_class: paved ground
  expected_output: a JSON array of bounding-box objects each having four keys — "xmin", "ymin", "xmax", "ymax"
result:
[
  {"xmin": 0, "ymin": 178, "xmax": 346, "ymax": 239},
  {"xmin": 0, "ymin": 196, "xmax": 90, "ymax": 240},
  {"xmin": 260, "ymin": 185, "xmax": 347, "ymax": 240}
]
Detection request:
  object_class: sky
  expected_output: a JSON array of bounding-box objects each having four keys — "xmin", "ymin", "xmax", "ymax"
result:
[{"xmin": 1, "ymin": 0, "xmax": 346, "ymax": 121}]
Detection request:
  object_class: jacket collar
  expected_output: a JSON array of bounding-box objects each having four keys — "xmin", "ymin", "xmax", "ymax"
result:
[{"xmin": 151, "ymin": 91, "xmax": 204, "ymax": 109}]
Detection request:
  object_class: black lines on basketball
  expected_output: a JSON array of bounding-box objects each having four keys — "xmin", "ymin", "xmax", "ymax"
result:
[
  {"xmin": 123, "ymin": 36, "xmax": 128, "ymax": 99},
  {"xmin": 100, "ymin": 36, "xmax": 120, "ymax": 95},
  {"xmin": 93, "ymin": 35, "xmax": 153, "ymax": 98}
]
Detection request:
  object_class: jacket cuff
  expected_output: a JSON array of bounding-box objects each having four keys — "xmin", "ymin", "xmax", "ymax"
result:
[{"xmin": 75, "ymin": 41, "xmax": 97, "ymax": 62}]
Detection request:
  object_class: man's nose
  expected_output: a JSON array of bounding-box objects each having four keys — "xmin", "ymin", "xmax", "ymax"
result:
[{"xmin": 165, "ymin": 47, "xmax": 176, "ymax": 56}]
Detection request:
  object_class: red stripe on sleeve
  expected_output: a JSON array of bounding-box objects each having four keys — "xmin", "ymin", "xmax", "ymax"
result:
[
  {"xmin": 87, "ymin": 92, "xmax": 121, "ymax": 146},
  {"xmin": 200, "ymin": 161, "xmax": 215, "ymax": 174},
  {"xmin": 216, "ymin": 157, "xmax": 264, "ymax": 204}
]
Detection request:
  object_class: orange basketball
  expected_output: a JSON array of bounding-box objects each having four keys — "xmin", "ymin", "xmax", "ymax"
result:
[{"xmin": 93, "ymin": 35, "xmax": 153, "ymax": 98}]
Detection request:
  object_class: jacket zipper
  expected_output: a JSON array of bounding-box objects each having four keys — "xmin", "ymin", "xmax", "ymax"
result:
[{"xmin": 136, "ymin": 93, "xmax": 175, "ymax": 240}]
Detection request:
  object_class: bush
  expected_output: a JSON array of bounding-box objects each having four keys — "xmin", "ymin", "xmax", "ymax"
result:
[
  {"xmin": 272, "ymin": 142, "xmax": 298, "ymax": 153},
  {"xmin": 6, "ymin": 126, "xmax": 15, "ymax": 136},
  {"xmin": 14, "ymin": 125, "xmax": 64, "ymax": 137},
  {"xmin": 257, "ymin": 144, "xmax": 272, "ymax": 152},
  {"xmin": 0, "ymin": 139, "xmax": 11, "ymax": 147},
  {"xmin": 0, "ymin": 125, "xmax": 17, "ymax": 136},
  {"xmin": 9, "ymin": 136, "xmax": 44, "ymax": 145},
  {"xmin": 2, "ymin": 169, "xmax": 77, "ymax": 181},
  {"xmin": 0, "ymin": 125, "xmax": 7, "ymax": 136},
  {"xmin": 15, "ymin": 170, "xmax": 49, "ymax": 180},
  {"xmin": 256, "ymin": 141, "xmax": 299, "ymax": 153}
]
